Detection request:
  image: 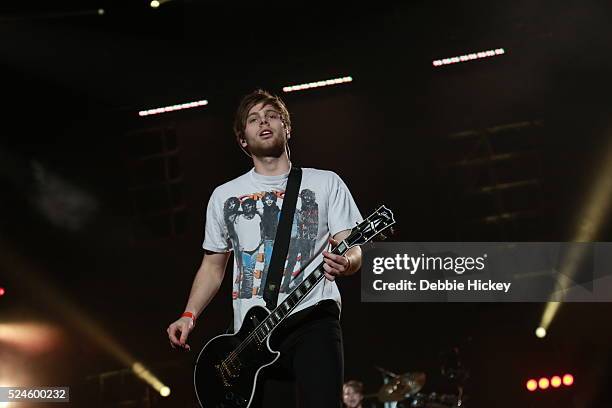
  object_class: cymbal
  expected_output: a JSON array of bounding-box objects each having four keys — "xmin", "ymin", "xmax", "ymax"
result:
[{"xmin": 377, "ymin": 372, "xmax": 426, "ymax": 402}]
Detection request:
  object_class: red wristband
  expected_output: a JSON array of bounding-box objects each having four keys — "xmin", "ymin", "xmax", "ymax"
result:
[{"xmin": 182, "ymin": 312, "xmax": 196, "ymax": 321}]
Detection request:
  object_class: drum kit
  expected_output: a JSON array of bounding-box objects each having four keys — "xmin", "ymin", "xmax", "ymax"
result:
[
  {"xmin": 363, "ymin": 369, "xmax": 463, "ymax": 408},
  {"xmin": 363, "ymin": 347, "xmax": 469, "ymax": 408}
]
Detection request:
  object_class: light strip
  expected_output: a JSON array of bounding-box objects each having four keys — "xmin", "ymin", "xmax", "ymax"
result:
[
  {"xmin": 433, "ymin": 48, "xmax": 505, "ymax": 67},
  {"xmin": 283, "ymin": 76, "xmax": 353, "ymax": 93},
  {"xmin": 138, "ymin": 99, "xmax": 208, "ymax": 117}
]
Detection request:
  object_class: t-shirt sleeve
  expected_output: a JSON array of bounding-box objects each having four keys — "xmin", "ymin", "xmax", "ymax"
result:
[
  {"xmin": 327, "ymin": 172, "xmax": 363, "ymax": 237},
  {"xmin": 202, "ymin": 188, "xmax": 233, "ymax": 252}
]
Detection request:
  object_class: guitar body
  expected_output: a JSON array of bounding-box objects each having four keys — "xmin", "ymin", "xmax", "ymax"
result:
[{"xmin": 194, "ymin": 306, "xmax": 279, "ymax": 408}]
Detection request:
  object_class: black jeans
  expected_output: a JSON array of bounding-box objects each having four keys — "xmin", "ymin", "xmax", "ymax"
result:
[{"xmin": 250, "ymin": 300, "xmax": 343, "ymax": 408}]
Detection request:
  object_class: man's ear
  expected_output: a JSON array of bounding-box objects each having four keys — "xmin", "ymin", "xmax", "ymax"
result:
[{"xmin": 282, "ymin": 121, "xmax": 291, "ymax": 139}]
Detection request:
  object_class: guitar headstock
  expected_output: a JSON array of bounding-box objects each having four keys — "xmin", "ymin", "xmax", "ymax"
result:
[{"xmin": 344, "ymin": 205, "xmax": 396, "ymax": 249}]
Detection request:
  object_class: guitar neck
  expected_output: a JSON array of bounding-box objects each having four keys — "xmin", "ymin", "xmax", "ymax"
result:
[
  {"xmin": 254, "ymin": 240, "xmax": 350, "ymax": 339},
  {"xmin": 248, "ymin": 204, "xmax": 395, "ymax": 343}
]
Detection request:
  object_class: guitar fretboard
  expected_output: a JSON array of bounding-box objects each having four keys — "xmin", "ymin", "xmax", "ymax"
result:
[{"xmin": 251, "ymin": 241, "xmax": 349, "ymax": 343}]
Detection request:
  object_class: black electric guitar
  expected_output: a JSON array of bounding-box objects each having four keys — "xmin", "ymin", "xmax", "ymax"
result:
[{"xmin": 193, "ymin": 205, "xmax": 396, "ymax": 408}]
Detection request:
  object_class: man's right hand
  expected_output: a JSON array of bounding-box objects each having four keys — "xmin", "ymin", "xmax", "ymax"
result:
[{"xmin": 167, "ymin": 317, "xmax": 194, "ymax": 351}]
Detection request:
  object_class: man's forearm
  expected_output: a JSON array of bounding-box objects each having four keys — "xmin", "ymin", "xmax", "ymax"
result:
[{"xmin": 183, "ymin": 266, "xmax": 224, "ymax": 318}]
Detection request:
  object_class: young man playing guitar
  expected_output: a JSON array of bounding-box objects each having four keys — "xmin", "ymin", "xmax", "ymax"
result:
[{"xmin": 167, "ymin": 89, "xmax": 363, "ymax": 407}]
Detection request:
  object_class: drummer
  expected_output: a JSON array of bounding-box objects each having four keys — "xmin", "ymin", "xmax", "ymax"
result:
[{"xmin": 343, "ymin": 380, "xmax": 365, "ymax": 408}]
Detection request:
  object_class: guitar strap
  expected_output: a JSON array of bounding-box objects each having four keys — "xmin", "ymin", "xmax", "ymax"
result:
[{"xmin": 263, "ymin": 166, "xmax": 302, "ymax": 310}]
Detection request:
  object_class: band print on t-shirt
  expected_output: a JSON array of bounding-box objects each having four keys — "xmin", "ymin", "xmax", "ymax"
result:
[{"xmin": 223, "ymin": 189, "xmax": 319, "ymax": 299}]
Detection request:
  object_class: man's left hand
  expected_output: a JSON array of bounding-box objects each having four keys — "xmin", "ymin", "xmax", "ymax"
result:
[{"xmin": 322, "ymin": 237, "xmax": 351, "ymax": 281}]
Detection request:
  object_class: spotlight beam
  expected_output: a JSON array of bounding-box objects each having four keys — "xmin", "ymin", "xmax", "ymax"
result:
[
  {"xmin": 540, "ymin": 132, "xmax": 612, "ymax": 333},
  {"xmin": 0, "ymin": 238, "xmax": 170, "ymax": 397}
]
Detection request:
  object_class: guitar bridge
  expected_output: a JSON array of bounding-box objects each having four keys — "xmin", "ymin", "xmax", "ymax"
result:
[{"xmin": 216, "ymin": 359, "xmax": 241, "ymax": 387}]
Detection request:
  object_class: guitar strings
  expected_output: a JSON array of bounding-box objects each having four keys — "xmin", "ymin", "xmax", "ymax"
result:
[
  {"xmin": 222, "ymin": 263, "xmax": 328, "ymax": 367},
  {"xmin": 222, "ymin": 252, "xmax": 342, "ymax": 369},
  {"xmin": 224, "ymin": 239, "xmax": 350, "ymax": 364}
]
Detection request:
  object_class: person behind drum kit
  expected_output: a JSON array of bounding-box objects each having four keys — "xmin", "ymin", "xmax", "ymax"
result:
[
  {"xmin": 344, "ymin": 380, "xmax": 381, "ymax": 408},
  {"xmin": 343, "ymin": 380, "xmax": 365, "ymax": 408}
]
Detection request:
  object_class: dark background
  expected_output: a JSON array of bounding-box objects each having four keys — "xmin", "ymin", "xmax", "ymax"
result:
[{"xmin": 1, "ymin": 1, "xmax": 612, "ymax": 407}]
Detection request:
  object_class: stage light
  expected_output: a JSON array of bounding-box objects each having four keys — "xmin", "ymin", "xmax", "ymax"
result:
[
  {"xmin": 432, "ymin": 48, "xmax": 505, "ymax": 67},
  {"xmin": 132, "ymin": 362, "xmax": 171, "ymax": 397},
  {"xmin": 0, "ymin": 287, "xmax": 5, "ymax": 296},
  {"xmin": 282, "ymin": 76, "xmax": 353, "ymax": 93},
  {"xmin": 538, "ymin": 377, "xmax": 550, "ymax": 390},
  {"xmin": 150, "ymin": 0, "xmax": 172, "ymax": 8},
  {"xmin": 526, "ymin": 379, "xmax": 538, "ymax": 391},
  {"xmin": 535, "ymin": 326, "xmax": 546, "ymax": 338},
  {"xmin": 98, "ymin": 9, "xmax": 104, "ymax": 15},
  {"xmin": 0, "ymin": 322, "xmax": 62, "ymax": 354},
  {"xmin": 527, "ymin": 374, "xmax": 574, "ymax": 393},
  {"xmin": 138, "ymin": 99, "xmax": 208, "ymax": 117}
]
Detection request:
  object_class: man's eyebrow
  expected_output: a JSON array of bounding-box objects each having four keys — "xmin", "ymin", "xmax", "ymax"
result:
[{"xmin": 247, "ymin": 108, "xmax": 279, "ymax": 117}]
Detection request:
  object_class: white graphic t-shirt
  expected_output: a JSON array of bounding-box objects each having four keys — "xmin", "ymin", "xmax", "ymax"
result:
[{"xmin": 202, "ymin": 166, "xmax": 363, "ymax": 332}]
